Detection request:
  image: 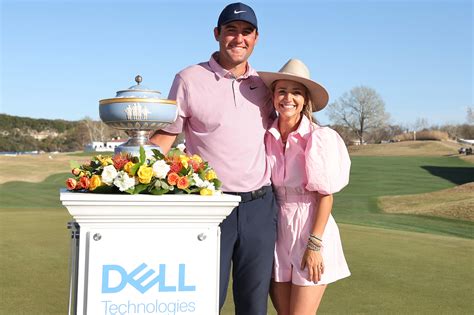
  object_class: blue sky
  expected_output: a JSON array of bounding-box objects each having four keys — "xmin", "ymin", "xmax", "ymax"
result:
[{"xmin": 1, "ymin": 0, "xmax": 472, "ymax": 126}]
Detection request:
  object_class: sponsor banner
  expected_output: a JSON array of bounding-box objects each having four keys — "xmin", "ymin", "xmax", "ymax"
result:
[{"xmin": 86, "ymin": 228, "xmax": 218, "ymax": 315}]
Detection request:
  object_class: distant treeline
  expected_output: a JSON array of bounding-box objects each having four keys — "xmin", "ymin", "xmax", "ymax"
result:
[
  {"xmin": 0, "ymin": 114, "xmax": 123, "ymax": 152},
  {"xmin": 0, "ymin": 114, "xmax": 74, "ymax": 133}
]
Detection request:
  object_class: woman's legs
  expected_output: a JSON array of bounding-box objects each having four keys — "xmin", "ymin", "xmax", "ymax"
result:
[
  {"xmin": 289, "ymin": 284, "xmax": 327, "ymax": 315},
  {"xmin": 271, "ymin": 281, "xmax": 327, "ymax": 315},
  {"xmin": 270, "ymin": 281, "xmax": 292, "ymax": 315}
]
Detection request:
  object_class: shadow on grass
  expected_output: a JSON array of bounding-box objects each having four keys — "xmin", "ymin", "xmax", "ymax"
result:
[
  {"xmin": 421, "ymin": 166, "xmax": 474, "ymax": 185},
  {"xmin": 0, "ymin": 172, "xmax": 69, "ymax": 209}
]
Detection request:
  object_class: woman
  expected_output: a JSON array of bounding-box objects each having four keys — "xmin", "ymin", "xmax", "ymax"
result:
[{"xmin": 259, "ymin": 59, "xmax": 351, "ymax": 314}]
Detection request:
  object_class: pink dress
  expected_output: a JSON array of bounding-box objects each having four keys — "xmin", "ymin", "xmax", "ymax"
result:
[{"xmin": 265, "ymin": 115, "xmax": 351, "ymax": 286}]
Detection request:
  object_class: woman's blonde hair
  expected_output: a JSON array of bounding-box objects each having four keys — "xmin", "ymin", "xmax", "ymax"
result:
[{"xmin": 271, "ymin": 80, "xmax": 314, "ymax": 123}]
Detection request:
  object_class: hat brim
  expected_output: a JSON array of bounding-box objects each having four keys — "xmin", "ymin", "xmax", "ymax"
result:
[
  {"xmin": 219, "ymin": 17, "xmax": 258, "ymax": 30},
  {"xmin": 257, "ymin": 71, "xmax": 329, "ymax": 112}
]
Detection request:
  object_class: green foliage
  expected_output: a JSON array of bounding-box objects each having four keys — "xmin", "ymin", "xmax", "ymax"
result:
[
  {"xmin": 0, "ymin": 114, "xmax": 84, "ymax": 152},
  {"xmin": 0, "ymin": 113, "xmax": 72, "ymax": 132}
]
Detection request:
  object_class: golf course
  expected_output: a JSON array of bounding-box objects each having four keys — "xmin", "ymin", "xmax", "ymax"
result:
[{"xmin": 0, "ymin": 141, "xmax": 473, "ymax": 314}]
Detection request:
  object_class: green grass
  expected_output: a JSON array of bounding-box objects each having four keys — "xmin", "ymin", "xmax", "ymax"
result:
[
  {"xmin": 66, "ymin": 151, "xmax": 114, "ymax": 157},
  {"xmin": 0, "ymin": 208, "xmax": 71, "ymax": 314},
  {"xmin": 319, "ymin": 224, "xmax": 474, "ymax": 314},
  {"xmin": 0, "ymin": 173, "xmax": 69, "ymax": 209},
  {"xmin": 1, "ymin": 212, "xmax": 472, "ymax": 314},
  {"xmin": 1, "ymin": 155, "xmax": 473, "ymax": 314},
  {"xmin": 333, "ymin": 156, "xmax": 474, "ymax": 239}
]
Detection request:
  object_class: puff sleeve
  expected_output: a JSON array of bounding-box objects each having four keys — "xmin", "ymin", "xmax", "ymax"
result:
[{"xmin": 305, "ymin": 126, "xmax": 351, "ymax": 194}]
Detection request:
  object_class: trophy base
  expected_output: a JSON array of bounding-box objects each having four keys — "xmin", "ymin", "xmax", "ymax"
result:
[
  {"xmin": 114, "ymin": 143, "xmax": 162, "ymax": 157},
  {"xmin": 114, "ymin": 130, "xmax": 162, "ymax": 157}
]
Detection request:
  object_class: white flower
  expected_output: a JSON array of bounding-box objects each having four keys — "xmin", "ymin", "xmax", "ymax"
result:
[
  {"xmin": 113, "ymin": 171, "xmax": 136, "ymax": 192},
  {"xmin": 177, "ymin": 143, "xmax": 186, "ymax": 152},
  {"xmin": 205, "ymin": 182, "xmax": 221, "ymax": 195},
  {"xmin": 101, "ymin": 165, "xmax": 118, "ymax": 185},
  {"xmin": 206, "ymin": 182, "xmax": 216, "ymax": 191},
  {"xmin": 192, "ymin": 173, "xmax": 206, "ymax": 187},
  {"xmin": 152, "ymin": 160, "xmax": 170, "ymax": 179}
]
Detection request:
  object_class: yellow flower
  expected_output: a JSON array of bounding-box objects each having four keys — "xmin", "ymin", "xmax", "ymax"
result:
[
  {"xmin": 137, "ymin": 165, "xmax": 153, "ymax": 184},
  {"xmin": 205, "ymin": 170, "xmax": 217, "ymax": 181},
  {"xmin": 97, "ymin": 155, "xmax": 113, "ymax": 166},
  {"xmin": 123, "ymin": 161, "xmax": 135, "ymax": 175},
  {"xmin": 190, "ymin": 154, "xmax": 203, "ymax": 164},
  {"xmin": 89, "ymin": 175, "xmax": 102, "ymax": 191},
  {"xmin": 179, "ymin": 155, "xmax": 189, "ymax": 169},
  {"xmin": 200, "ymin": 188, "xmax": 213, "ymax": 196}
]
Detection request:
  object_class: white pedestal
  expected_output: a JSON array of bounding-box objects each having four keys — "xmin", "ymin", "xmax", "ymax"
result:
[{"xmin": 60, "ymin": 191, "xmax": 240, "ymax": 315}]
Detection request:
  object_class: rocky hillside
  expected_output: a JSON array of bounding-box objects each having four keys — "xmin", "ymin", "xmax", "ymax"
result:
[{"xmin": 0, "ymin": 114, "xmax": 122, "ymax": 152}]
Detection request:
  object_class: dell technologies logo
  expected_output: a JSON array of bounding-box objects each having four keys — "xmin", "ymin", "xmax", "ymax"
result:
[{"xmin": 102, "ymin": 263, "xmax": 196, "ymax": 294}]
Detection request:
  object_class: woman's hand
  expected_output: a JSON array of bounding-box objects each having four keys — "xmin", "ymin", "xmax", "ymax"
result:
[{"xmin": 301, "ymin": 248, "xmax": 324, "ymax": 283}]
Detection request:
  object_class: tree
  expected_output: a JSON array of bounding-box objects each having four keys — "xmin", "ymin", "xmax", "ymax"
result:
[
  {"xmin": 81, "ymin": 116, "xmax": 108, "ymax": 143},
  {"xmin": 467, "ymin": 107, "xmax": 474, "ymax": 124},
  {"xmin": 366, "ymin": 124, "xmax": 404, "ymax": 143},
  {"xmin": 413, "ymin": 117, "xmax": 430, "ymax": 131},
  {"xmin": 327, "ymin": 86, "xmax": 389, "ymax": 144}
]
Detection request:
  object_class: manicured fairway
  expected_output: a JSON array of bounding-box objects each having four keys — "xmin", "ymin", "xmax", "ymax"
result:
[
  {"xmin": 334, "ymin": 156, "xmax": 473, "ymax": 239},
  {"xmin": 1, "ymin": 208, "xmax": 473, "ymax": 314},
  {"xmin": 0, "ymin": 154, "xmax": 473, "ymax": 314}
]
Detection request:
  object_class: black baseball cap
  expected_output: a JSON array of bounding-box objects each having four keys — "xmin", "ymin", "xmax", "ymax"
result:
[{"xmin": 217, "ymin": 2, "xmax": 258, "ymax": 30}]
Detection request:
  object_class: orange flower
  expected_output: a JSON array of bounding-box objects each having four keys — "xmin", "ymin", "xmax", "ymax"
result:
[
  {"xmin": 170, "ymin": 161, "xmax": 182, "ymax": 173},
  {"xmin": 79, "ymin": 176, "xmax": 90, "ymax": 190},
  {"xmin": 113, "ymin": 154, "xmax": 129, "ymax": 170},
  {"xmin": 177, "ymin": 176, "xmax": 190, "ymax": 189},
  {"xmin": 66, "ymin": 178, "xmax": 77, "ymax": 190},
  {"xmin": 167, "ymin": 172, "xmax": 179, "ymax": 185},
  {"xmin": 71, "ymin": 168, "xmax": 82, "ymax": 176},
  {"xmin": 189, "ymin": 159, "xmax": 200, "ymax": 172}
]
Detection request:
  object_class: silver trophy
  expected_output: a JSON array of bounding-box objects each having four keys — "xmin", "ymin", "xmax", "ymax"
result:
[{"xmin": 99, "ymin": 75, "xmax": 177, "ymax": 156}]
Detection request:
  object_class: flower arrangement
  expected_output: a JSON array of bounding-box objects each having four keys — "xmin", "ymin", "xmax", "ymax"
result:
[{"xmin": 65, "ymin": 147, "xmax": 221, "ymax": 195}]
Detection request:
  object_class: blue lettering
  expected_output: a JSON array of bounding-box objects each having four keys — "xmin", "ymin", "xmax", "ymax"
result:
[
  {"xmin": 178, "ymin": 264, "xmax": 196, "ymax": 291},
  {"xmin": 102, "ymin": 265, "xmax": 128, "ymax": 293},
  {"xmin": 101, "ymin": 263, "xmax": 196, "ymax": 294},
  {"xmin": 157, "ymin": 264, "xmax": 177, "ymax": 292}
]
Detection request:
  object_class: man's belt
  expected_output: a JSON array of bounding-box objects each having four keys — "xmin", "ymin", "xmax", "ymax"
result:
[{"xmin": 224, "ymin": 185, "xmax": 271, "ymax": 203}]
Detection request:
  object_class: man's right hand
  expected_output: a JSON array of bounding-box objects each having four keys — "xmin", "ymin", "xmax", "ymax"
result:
[{"xmin": 149, "ymin": 130, "xmax": 178, "ymax": 154}]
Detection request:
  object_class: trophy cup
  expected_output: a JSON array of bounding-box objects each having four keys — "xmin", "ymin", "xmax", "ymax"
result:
[{"xmin": 99, "ymin": 75, "xmax": 177, "ymax": 155}]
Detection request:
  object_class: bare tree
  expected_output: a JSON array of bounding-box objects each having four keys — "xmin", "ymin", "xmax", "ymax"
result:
[
  {"xmin": 413, "ymin": 117, "xmax": 430, "ymax": 131},
  {"xmin": 327, "ymin": 86, "xmax": 389, "ymax": 144},
  {"xmin": 467, "ymin": 107, "xmax": 474, "ymax": 124},
  {"xmin": 366, "ymin": 124, "xmax": 404, "ymax": 143},
  {"xmin": 80, "ymin": 116, "xmax": 109, "ymax": 143}
]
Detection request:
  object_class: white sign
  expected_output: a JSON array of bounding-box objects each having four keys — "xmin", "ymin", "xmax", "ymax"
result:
[{"xmin": 85, "ymin": 227, "xmax": 218, "ymax": 315}]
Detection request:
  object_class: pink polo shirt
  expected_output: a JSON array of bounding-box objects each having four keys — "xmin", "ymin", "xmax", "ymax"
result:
[{"xmin": 163, "ymin": 53, "xmax": 273, "ymax": 192}]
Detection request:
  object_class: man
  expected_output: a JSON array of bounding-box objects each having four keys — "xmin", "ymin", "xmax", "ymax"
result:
[{"xmin": 150, "ymin": 3, "xmax": 277, "ymax": 314}]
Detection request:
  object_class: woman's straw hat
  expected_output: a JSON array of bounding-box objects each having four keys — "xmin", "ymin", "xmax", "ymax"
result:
[{"xmin": 258, "ymin": 59, "xmax": 329, "ymax": 111}]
